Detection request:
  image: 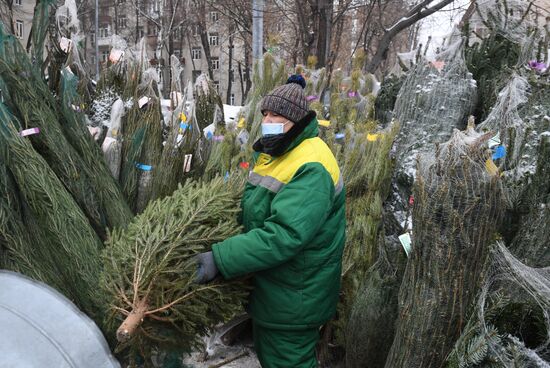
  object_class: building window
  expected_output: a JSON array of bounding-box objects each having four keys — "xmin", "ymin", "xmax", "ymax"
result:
[
  {"xmin": 137, "ymin": 26, "xmax": 145, "ymax": 39},
  {"xmin": 151, "ymin": 0, "xmax": 160, "ymax": 13},
  {"xmin": 91, "ymin": 55, "xmax": 96, "ymax": 65},
  {"xmin": 210, "ymin": 11, "xmax": 219, "ymax": 22},
  {"xmin": 173, "ymin": 49, "xmax": 181, "ymax": 58},
  {"xmin": 15, "ymin": 20, "xmax": 23, "ymax": 39},
  {"xmin": 213, "ymin": 80, "xmax": 220, "ymax": 93},
  {"xmin": 173, "ymin": 25, "xmax": 183, "ymax": 40},
  {"xmin": 117, "ymin": 0, "xmax": 126, "ymax": 3},
  {"xmin": 208, "ymin": 33, "xmax": 219, "ymax": 46},
  {"xmin": 230, "ymin": 93, "xmax": 235, "ymax": 105},
  {"xmin": 192, "ymin": 70, "xmax": 201, "ymax": 83},
  {"xmin": 149, "ymin": 24, "xmax": 158, "ymax": 36},
  {"xmin": 102, "ymin": 50, "xmax": 109, "ymax": 62},
  {"xmin": 99, "ymin": 25, "xmax": 109, "ymax": 38},
  {"xmin": 192, "ymin": 24, "xmax": 200, "ymax": 36},
  {"xmin": 211, "ymin": 57, "xmax": 219, "ymax": 70},
  {"xmin": 191, "ymin": 47, "xmax": 201, "ymax": 60},
  {"xmin": 15, "ymin": 0, "xmax": 22, "ymax": 6},
  {"xmin": 276, "ymin": 22, "xmax": 283, "ymax": 33},
  {"xmin": 90, "ymin": 32, "xmax": 95, "ymax": 46},
  {"xmin": 117, "ymin": 15, "xmax": 127, "ymax": 29}
]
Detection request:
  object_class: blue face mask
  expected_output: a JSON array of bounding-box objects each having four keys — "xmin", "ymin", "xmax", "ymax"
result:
[{"xmin": 261, "ymin": 121, "xmax": 289, "ymax": 137}]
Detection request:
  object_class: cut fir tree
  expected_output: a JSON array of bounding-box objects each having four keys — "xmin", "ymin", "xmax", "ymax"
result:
[{"xmin": 100, "ymin": 177, "xmax": 250, "ymax": 363}]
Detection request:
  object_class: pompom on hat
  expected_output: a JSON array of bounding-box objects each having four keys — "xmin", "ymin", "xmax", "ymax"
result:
[{"xmin": 260, "ymin": 75, "xmax": 309, "ymax": 123}]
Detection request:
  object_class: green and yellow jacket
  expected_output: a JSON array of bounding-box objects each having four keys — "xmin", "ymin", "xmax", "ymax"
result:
[{"xmin": 212, "ymin": 116, "xmax": 345, "ymax": 330}]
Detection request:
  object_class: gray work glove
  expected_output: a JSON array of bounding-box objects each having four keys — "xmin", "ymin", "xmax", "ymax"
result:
[{"xmin": 195, "ymin": 251, "xmax": 219, "ymax": 284}]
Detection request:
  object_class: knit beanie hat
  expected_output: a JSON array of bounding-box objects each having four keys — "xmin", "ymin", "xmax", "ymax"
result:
[{"xmin": 260, "ymin": 75, "xmax": 309, "ymax": 123}]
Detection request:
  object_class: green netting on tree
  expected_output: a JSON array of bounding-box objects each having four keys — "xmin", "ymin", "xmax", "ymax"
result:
[
  {"xmin": 100, "ymin": 177, "xmax": 250, "ymax": 365},
  {"xmin": 0, "ymin": 103, "xmax": 103, "ymax": 318},
  {"xmin": 375, "ymin": 74, "xmax": 405, "ymax": 126},
  {"xmin": 195, "ymin": 73, "xmax": 224, "ymax": 131},
  {"xmin": 384, "ymin": 125, "xmax": 505, "ymax": 368},
  {"xmin": 476, "ymin": 72, "xmax": 550, "ymax": 237},
  {"xmin": 0, "ymin": 163, "xmax": 25, "ymax": 271},
  {"xmin": 507, "ymin": 136, "xmax": 550, "ymax": 268},
  {"xmin": 393, "ymin": 40, "xmax": 477, "ymax": 182},
  {"xmin": 446, "ymin": 242, "xmax": 550, "ymax": 367},
  {"xmin": 29, "ymin": 0, "xmax": 56, "ymax": 70},
  {"xmin": 203, "ymin": 129, "xmax": 250, "ymax": 182},
  {"xmin": 345, "ymin": 225, "xmax": 407, "ymax": 368},
  {"xmin": 244, "ymin": 53, "xmax": 288, "ymax": 143},
  {"xmin": 119, "ymin": 81, "xmax": 163, "ymax": 214},
  {"xmin": 465, "ymin": 32, "xmax": 521, "ymax": 121},
  {"xmin": 321, "ymin": 122, "xmax": 398, "ymax": 359},
  {"xmin": 0, "ymin": 33, "xmax": 112, "ymax": 238},
  {"xmin": 149, "ymin": 104, "xmax": 196, "ymax": 202},
  {"xmin": 59, "ymin": 67, "xmax": 133, "ymax": 230}
]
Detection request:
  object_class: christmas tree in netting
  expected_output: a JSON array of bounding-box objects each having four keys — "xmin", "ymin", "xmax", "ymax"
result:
[
  {"xmin": 446, "ymin": 241, "xmax": 550, "ymax": 367},
  {"xmin": 384, "ymin": 124, "xmax": 505, "ymax": 368},
  {"xmin": 0, "ymin": 103, "xmax": 103, "ymax": 318}
]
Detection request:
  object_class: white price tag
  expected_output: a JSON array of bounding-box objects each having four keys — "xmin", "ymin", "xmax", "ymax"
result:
[
  {"xmin": 60, "ymin": 37, "xmax": 72, "ymax": 53},
  {"xmin": 398, "ymin": 233, "xmax": 412, "ymax": 257},
  {"xmin": 138, "ymin": 96, "xmax": 150, "ymax": 108}
]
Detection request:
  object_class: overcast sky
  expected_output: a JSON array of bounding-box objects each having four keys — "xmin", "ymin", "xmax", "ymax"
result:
[{"xmin": 417, "ymin": 0, "xmax": 470, "ymax": 58}]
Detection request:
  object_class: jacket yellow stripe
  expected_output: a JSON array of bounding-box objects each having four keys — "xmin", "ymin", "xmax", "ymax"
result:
[{"xmin": 251, "ymin": 137, "xmax": 342, "ymax": 193}]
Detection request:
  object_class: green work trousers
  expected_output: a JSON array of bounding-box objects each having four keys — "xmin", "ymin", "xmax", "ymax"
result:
[{"xmin": 253, "ymin": 322, "xmax": 319, "ymax": 368}]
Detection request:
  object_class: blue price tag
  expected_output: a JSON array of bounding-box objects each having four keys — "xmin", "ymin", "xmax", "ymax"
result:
[
  {"xmin": 335, "ymin": 133, "xmax": 345, "ymax": 139},
  {"xmin": 180, "ymin": 123, "xmax": 191, "ymax": 130}
]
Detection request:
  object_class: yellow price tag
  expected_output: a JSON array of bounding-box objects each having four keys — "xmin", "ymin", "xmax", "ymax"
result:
[
  {"xmin": 367, "ymin": 133, "xmax": 379, "ymax": 142},
  {"xmin": 318, "ymin": 119, "xmax": 330, "ymax": 127},
  {"xmin": 180, "ymin": 112, "xmax": 187, "ymax": 122},
  {"xmin": 237, "ymin": 117, "xmax": 245, "ymax": 128},
  {"xmin": 485, "ymin": 159, "xmax": 499, "ymax": 176}
]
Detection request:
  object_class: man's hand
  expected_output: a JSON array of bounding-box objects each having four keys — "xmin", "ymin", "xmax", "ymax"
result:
[{"xmin": 194, "ymin": 251, "xmax": 219, "ymax": 284}]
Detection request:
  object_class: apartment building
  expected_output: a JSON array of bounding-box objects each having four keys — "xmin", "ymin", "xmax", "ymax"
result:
[
  {"xmin": 1, "ymin": 0, "xmax": 35, "ymax": 48},
  {"xmin": 79, "ymin": 0, "xmax": 246, "ymax": 104}
]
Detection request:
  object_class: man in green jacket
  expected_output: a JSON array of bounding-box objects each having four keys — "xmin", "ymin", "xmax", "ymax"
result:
[{"xmin": 196, "ymin": 75, "xmax": 346, "ymax": 368}]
